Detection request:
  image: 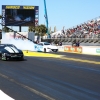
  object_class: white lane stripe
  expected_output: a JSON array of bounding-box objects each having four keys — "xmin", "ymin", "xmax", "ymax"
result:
[
  {"xmin": 0, "ymin": 73, "xmax": 55, "ymax": 100},
  {"xmin": 10, "ymin": 47, "xmax": 19, "ymax": 53},
  {"xmin": 4, "ymin": 47, "xmax": 14, "ymax": 53},
  {"xmin": 0, "ymin": 90, "xmax": 14, "ymax": 100}
]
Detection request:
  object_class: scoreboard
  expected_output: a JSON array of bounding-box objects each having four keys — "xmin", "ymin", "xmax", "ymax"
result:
[
  {"xmin": 5, "ymin": 6, "xmax": 35, "ymax": 9},
  {"xmin": 2, "ymin": 5, "xmax": 39, "ymax": 26}
]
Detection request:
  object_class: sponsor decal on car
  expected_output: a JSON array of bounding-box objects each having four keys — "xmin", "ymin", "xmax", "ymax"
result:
[{"xmin": 4, "ymin": 47, "xmax": 14, "ymax": 53}]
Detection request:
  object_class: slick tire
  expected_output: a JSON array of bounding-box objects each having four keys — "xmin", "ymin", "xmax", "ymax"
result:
[{"xmin": 44, "ymin": 48, "xmax": 46, "ymax": 53}]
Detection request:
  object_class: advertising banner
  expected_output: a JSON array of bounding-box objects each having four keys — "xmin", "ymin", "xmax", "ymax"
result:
[{"xmin": 64, "ymin": 46, "xmax": 82, "ymax": 53}]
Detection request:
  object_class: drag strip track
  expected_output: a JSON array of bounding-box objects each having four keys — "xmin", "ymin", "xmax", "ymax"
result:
[
  {"xmin": 0, "ymin": 52, "xmax": 100, "ymax": 100},
  {"xmin": 51, "ymin": 52, "xmax": 100, "ymax": 62}
]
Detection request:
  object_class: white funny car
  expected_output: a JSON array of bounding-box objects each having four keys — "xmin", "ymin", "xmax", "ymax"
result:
[{"xmin": 34, "ymin": 42, "xmax": 58, "ymax": 53}]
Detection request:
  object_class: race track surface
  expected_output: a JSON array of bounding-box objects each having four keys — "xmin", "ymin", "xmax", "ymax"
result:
[{"xmin": 0, "ymin": 52, "xmax": 100, "ymax": 100}]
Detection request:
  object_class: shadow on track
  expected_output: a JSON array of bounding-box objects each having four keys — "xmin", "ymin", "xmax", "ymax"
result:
[{"xmin": 0, "ymin": 59, "xmax": 27, "ymax": 62}]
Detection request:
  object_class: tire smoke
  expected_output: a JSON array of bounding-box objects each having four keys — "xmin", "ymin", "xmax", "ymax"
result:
[{"xmin": 1, "ymin": 33, "xmax": 36, "ymax": 51}]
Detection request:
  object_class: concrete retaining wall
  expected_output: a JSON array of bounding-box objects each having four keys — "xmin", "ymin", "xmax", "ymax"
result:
[{"xmin": 58, "ymin": 45, "xmax": 100, "ymax": 56}]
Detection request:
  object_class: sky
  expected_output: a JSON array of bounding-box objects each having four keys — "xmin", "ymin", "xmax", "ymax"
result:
[{"xmin": 0, "ymin": 0, "xmax": 100, "ymax": 32}]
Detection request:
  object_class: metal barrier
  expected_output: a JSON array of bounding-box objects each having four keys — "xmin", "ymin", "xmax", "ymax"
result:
[{"xmin": 42, "ymin": 37, "xmax": 100, "ymax": 44}]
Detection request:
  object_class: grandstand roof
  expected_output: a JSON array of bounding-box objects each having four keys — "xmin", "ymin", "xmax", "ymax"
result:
[{"xmin": 51, "ymin": 30, "xmax": 62, "ymax": 36}]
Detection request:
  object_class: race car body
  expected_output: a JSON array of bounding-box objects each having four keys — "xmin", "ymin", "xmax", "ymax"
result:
[
  {"xmin": 34, "ymin": 42, "xmax": 58, "ymax": 52},
  {"xmin": 0, "ymin": 44, "xmax": 24, "ymax": 61}
]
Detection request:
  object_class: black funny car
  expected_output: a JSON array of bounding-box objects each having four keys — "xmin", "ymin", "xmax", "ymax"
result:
[{"xmin": 0, "ymin": 44, "xmax": 24, "ymax": 61}]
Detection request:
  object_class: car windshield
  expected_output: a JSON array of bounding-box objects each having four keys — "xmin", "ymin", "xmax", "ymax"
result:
[{"xmin": 44, "ymin": 42, "xmax": 50, "ymax": 45}]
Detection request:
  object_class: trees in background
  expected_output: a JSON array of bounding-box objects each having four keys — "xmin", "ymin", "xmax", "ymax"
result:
[
  {"xmin": 28, "ymin": 24, "xmax": 47, "ymax": 36},
  {"xmin": 2, "ymin": 26, "xmax": 14, "ymax": 32}
]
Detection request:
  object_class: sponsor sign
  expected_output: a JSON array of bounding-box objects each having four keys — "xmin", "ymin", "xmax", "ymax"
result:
[
  {"xmin": 96, "ymin": 48, "xmax": 100, "ymax": 53},
  {"xmin": 64, "ymin": 46, "xmax": 82, "ymax": 53}
]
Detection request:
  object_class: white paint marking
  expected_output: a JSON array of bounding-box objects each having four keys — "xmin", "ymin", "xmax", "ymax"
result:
[
  {"xmin": 10, "ymin": 47, "xmax": 19, "ymax": 53},
  {"xmin": 0, "ymin": 90, "xmax": 14, "ymax": 100},
  {"xmin": 0, "ymin": 73, "xmax": 55, "ymax": 100}
]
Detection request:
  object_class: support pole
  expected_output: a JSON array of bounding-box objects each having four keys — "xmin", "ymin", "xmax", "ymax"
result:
[{"xmin": 44, "ymin": 0, "xmax": 51, "ymax": 39}]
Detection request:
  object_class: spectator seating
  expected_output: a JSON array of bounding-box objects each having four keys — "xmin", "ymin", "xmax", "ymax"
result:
[{"xmin": 42, "ymin": 16, "xmax": 100, "ymax": 45}]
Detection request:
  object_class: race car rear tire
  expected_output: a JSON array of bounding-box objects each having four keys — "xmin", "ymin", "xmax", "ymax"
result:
[{"xmin": 44, "ymin": 48, "xmax": 46, "ymax": 53}]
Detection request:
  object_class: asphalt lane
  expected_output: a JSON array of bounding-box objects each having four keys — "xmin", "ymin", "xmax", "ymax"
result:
[
  {"xmin": 0, "ymin": 53, "xmax": 100, "ymax": 100},
  {"xmin": 52, "ymin": 52, "xmax": 100, "ymax": 62}
]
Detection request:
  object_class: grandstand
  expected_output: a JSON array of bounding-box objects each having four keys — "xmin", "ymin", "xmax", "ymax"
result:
[{"xmin": 42, "ymin": 16, "xmax": 100, "ymax": 46}]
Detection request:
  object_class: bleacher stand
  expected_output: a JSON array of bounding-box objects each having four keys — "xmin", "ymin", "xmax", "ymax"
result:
[{"xmin": 49, "ymin": 16, "xmax": 100, "ymax": 44}]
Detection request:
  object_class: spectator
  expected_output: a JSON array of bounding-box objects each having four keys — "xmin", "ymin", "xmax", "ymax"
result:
[
  {"xmin": 51, "ymin": 16, "xmax": 100, "ymax": 41},
  {"xmin": 59, "ymin": 41, "xmax": 62, "ymax": 46}
]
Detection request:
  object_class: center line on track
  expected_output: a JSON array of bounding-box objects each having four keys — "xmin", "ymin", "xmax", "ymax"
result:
[{"xmin": 0, "ymin": 73, "xmax": 55, "ymax": 100}]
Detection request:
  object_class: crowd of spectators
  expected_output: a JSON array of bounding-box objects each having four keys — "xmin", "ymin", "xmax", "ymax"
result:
[{"xmin": 51, "ymin": 17, "xmax": 100, "ymax": 39}]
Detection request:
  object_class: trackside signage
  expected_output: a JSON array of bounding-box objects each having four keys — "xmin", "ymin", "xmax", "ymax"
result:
[
  {"xmin": 96, "ymin": 48, "xmax": 100, "ymax": 53},
  {"xmin": 64, "ymin": 46, "xmax": 82, "ymax": 53}
]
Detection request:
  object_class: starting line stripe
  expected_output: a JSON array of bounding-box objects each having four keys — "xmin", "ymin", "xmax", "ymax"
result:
[
  {"xmin": 0, "ymin": 90, "xmax": 14, "ymax": 100},
  {"xmin": 23, "ymin": 51, "xmax": 100, "ymax": 65},
  {"xmin": 23, "ymin": 51, "xmax": 63, "ymax": 58}
]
